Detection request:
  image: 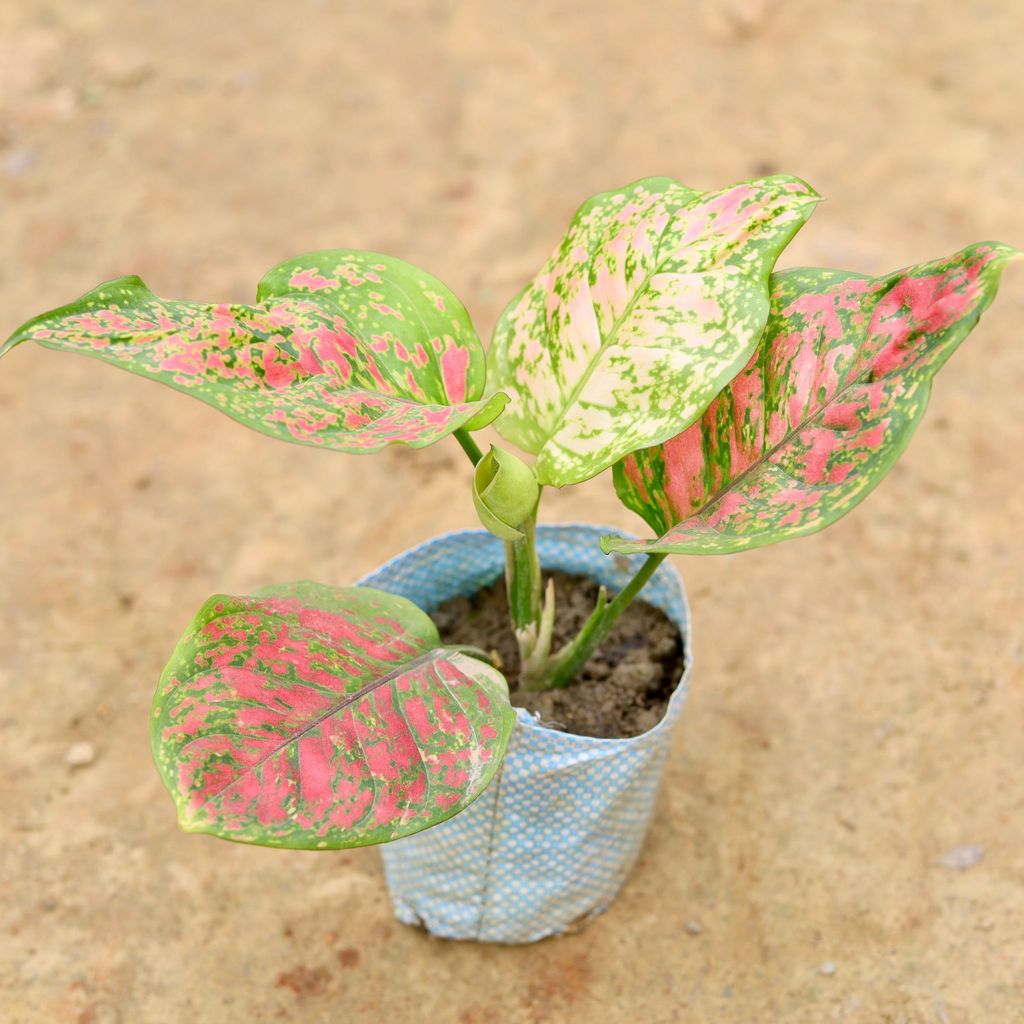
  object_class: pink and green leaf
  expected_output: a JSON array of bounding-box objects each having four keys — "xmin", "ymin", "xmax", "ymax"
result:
[
  {"xmin": 606, "ymin": 242, "xmax": 1018, "ymax": 555},
  {"xmin": 256, "ymin": 249, "xmax": 492, "ymax": 408},
  {"xmin": 1, "ymin": 254, "xmax": 507, "ymax": 453},
  {"xmin": 152, "ymin": 581, "xmax": 514, "ymax": 849},
  {"xmin": 487, "ymin": 175, "xmax": 820, "ymax": 486}
]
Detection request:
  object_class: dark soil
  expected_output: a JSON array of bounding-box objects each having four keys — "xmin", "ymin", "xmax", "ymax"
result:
[{"xmin": 431, "ymin": 571, "xmax": 685, "ymax": 739}]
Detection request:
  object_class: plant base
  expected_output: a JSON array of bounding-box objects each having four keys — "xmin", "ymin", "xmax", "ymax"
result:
[{"xmin": 433, "ymin": 569, "xmax": 685, "ymax": 738}]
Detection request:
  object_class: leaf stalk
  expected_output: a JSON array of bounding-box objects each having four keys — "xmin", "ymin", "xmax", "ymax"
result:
[
  {"xmin": 454, "ymin": 428, "xmax": 484, "ymax": 466},
  {"xmin": 537, "ymin": 553, "xmax": 667, "ymax": 689}
]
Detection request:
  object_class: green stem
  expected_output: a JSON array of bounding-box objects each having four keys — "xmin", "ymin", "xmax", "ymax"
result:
[
  {"xmin": 602, "ymin": 552, "xmax": 667, "ymax": 627},
  {"xmin": 453, "ymin": 428, "xmax": 484, "ymax": 466},
  {"xmin": 540, "ymin": 553, "xmax": 667, "ymax": 690},
  {"xmin": 504, "ymin": 512, "xmax": 542, "ymax": 634}
]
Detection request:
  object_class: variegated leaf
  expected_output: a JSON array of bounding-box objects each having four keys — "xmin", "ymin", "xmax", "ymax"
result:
[
  {"xmin": 607, "ymin": 242, "xmax": 1017, "ymax": 555},
  {"xmin": 0, "ymin": 254, "xmax": 507, "ymax": 452},
  {"xmin": 152, "ymin": 582, "xmax": 514, "ymax": 849},
  {"xmin": 257, "ymin": 249, "xmax": 495, "ymax": 415},
  {"xmin": 488, "ymin": 175, "xmax": 820, "ymax": 486}
]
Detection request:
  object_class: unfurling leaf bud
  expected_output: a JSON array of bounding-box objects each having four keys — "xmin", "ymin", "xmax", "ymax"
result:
[{"xmin": 473, "ymin": 446, "xmax": 540, "ymax": 542}]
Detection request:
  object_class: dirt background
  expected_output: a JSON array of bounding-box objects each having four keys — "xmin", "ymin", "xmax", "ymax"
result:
[{"xmin": 1, "ymin": 2, "xmax": 1022, "ymax": 1021}]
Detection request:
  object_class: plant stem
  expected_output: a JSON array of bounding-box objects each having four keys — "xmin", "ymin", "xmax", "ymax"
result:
[
  {"xmin": 504, "ymin": 506, "xmax": 564, "ymax": 687},
  {"xmin": 453, "ymin": 428, "xmax": 484, "ymax": 466},
  {"xmin": 505, "ymin": 511, "xmax": 543, "ymax": 635},
  {"xmin": 602, "ymin": 552, "xmax": 667, "ymax": 627},
  {"xmin": 454, "ymin": 420, "xmax": 666, "ymax": 691},
  {"xmin": 539, "ymin": 552, "xmax": 667, "ymax": 690}
]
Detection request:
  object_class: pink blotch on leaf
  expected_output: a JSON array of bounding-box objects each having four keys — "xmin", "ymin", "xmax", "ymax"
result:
[
  {"xmin": 870, "ymin": 263, "xmax": 982, "ymax": 379},
  {"xmin": 821, "ymin": 400, "xmax": 862, "ymax": 432},
  {"xmin": 828, "ymin": 462, "xmax": 854, "ymax": 484},
  {"xmin": 662, "ymin": 431, "xmax": 708, "ymax": 519},
  {"xmin": 703, "ymin": 184, "xmax": 747, "ymax": 224},
  {"xmin": 858, "ymin": 423, "xmax": 887, "ymax": 451},
  {"xmin": 252, "ymin": 749, "xmax": 298, "ymax": 826},
  {"xmin": 159, "ymin": 344, "xmax": 208, "ymax": 378},
  {"xmin": 297, "ymin": 733, "xmax": 337, "ymax": 811},
  {"xmin": 68, "ymin": 313, "xmax": 106, "ymax": 334},
  {"xmin": 261, "ymin": 348, "xmax": 298, "ymax": 390},
  {"xmin": 370, "ymin": 302, "xmax": 404, "ymax": 320},
  {"xmin": 289, "ymin": 269, "xmax": 340, "ymax": 292},
  {"xmin": 790, "ymin": 427, "xmax": 839, "ymax": 485},
  {"xmin": 182, "ymin": 758, "xmax": 235, "ymax": 810},
  {"xmin": 440, "ymin": 343, "xmax": 469, "ymax": 403},
  {"xmin": 433, "ymin": 790, "xmax": 461, "ymax": 811},
  {"xmin": 404, "ymin": 695, "xmax": 436, "ymax": 742},
  {"xmin": 704, "ymin": 490, "xmax": 746, "ymax": 528},
  {"xmin": 723, "ymin": 364, "xmax": 764, "ymax": 469},
  {"xmin": 773, "ymin": 487, "xmax": 821, "ymax": 527},
  {"xmin": 783, "ymin": 287, "xmax": 849, "ymax": 345}
]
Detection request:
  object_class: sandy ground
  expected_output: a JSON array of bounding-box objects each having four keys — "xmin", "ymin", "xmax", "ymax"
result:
[{"xmin": 1, "ymin": 2, "xmax": 1023, "ymax": 1021}]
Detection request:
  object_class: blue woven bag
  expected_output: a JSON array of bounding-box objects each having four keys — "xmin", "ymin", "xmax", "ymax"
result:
[{"xmin": 358, "ymin": 523, "xmax": 692, "ymax": 944}]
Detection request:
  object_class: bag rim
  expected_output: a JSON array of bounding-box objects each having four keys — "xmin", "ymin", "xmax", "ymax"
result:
[{"xmin": 357, "ymin": 522, "xmax": 693, "ymax": 748}]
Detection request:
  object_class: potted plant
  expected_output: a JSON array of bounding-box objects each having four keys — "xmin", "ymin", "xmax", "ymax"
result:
[{"xmin": 2, "ymin": 175, "xmax": 1015, "ymax": 944}]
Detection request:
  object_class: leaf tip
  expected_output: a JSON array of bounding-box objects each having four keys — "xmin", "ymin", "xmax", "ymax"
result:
[
  {"xmin": 960, "ymin": 240, "xmax": 1022, "ymax": 295},
  {"xmin": 0, "ymin": 330, "xmax": 23, "ymax": 359},
  {"xmin": 982, "ymin": 240, "xmax": 1023, "ymax": 266},
  {"xmin": 175, "ymin": 800, "xmax": 207, "ymax": 836},
  {"xmin": 600, "ymin": 533, "xmax": 635, "ymax": 555},
  {"xmin": 754, "ymin": 171, "xmax": 822, "ymax": 205},
  {"xmin": 461, "ymin": 390, "xmax": 510, "ymax": 432}
]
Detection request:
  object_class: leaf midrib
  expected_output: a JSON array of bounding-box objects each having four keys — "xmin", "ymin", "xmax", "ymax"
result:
[{"xmin": 533, "ymin": 193, "xmax": 677, "ymax": 453}]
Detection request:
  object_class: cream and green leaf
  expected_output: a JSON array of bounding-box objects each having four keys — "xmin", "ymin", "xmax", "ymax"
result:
[{"xmin": 487, "ymin": 175, "xmax": 820, "ymax": 486}]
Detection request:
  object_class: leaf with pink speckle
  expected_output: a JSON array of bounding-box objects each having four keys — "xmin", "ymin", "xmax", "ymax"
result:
[
  {"xmin": 152, "ymin": 581, "xmax": 514, "ymax": 849},
  {"xmin": 1, "ymin": 252, "xmax": 507, "ymax": 453},
  {"xmin": 605, "ymin": 243, "xmax": 1018, "ymax": 555},
  {"xmin": 488, "ymin": 175, "xmax": 820, "ymax": 486}
]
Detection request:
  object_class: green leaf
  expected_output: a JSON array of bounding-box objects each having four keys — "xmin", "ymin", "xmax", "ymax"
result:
[
  {"xmin": 1, "ymin": 253, "xmax": 507, "ymax": 453},
  {"xmin": 606, "ymin": 242, "xmax": 1018, "ymax": 555},
  {"xmin": 152, "ymin": 581, "xmax": 515, "ymax": 849},
  {"xmin": 487, "ymin": 175, "xmax": 820, "ymax": 486}
]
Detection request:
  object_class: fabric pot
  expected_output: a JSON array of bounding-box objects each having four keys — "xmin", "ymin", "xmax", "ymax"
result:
[{"xmin": 357, "ymin": 523, "xmax": 692, "ymax": 944}]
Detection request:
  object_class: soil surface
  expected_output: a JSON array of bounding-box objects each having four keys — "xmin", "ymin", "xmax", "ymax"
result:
[
  {"xmin": 2, "ymin": 3, "xmax": 1023, "ymax": 1023},
  {"xmin": 433, "ymin": 570, "xmax": 685, "ymax": 738}
]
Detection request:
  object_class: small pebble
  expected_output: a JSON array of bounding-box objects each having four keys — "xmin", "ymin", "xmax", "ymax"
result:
[
  {"xmin": 684, "ymin": 919, "xmax": 703, "ymax": 935},
  {"xmin": 938, "ymin": 845, "xmax": 984, "ymax": 870},
  {"xmin": 818, "ymin": 961, "xmax": 837, "ymax": 977},
  {"xmin": 4, "ymin": 150, "xmax": 36, "ymax": 178},
  {"xmin": 65, "ymin": 741, "xmax": 96, "ymax": 768}
]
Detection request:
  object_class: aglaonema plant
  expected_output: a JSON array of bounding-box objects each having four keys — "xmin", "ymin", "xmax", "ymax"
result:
[{"xmin": 2, "ymin": 175, "xmax": 1015, "ymax": 851}]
